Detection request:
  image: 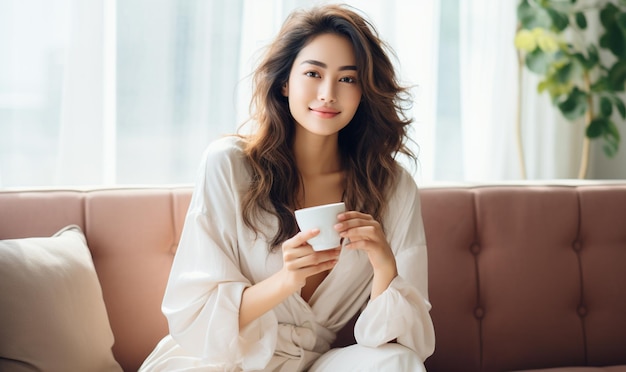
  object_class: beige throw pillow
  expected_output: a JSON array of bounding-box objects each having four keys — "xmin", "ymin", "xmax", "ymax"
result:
[{"xmin": 0, "ymin": 225, "xmax": 122, "ymax": 372}]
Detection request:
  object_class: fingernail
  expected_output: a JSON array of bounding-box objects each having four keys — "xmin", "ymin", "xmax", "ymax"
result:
[{"xmin": 334, "ymin": 223, "xmax": 342, "ymax": 229}]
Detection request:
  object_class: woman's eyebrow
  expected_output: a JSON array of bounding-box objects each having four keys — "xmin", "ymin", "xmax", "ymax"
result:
[{"xmin": 300, "ymin": 59, "xmax": 357, "ymax": 71}]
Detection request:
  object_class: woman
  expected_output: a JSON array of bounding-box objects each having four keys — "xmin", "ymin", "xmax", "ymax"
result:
[{"xmin": 140, "ymin": 4, "xmax": 435, "ymax": 371}]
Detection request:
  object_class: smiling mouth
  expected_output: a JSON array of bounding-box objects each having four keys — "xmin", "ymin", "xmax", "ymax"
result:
[
  {"xmin": 310, "ymin": 109, "xmax": 340, "ymax": 119},
  {"xmin": 310, "ymin": 107, "xmax": 340, "ymax": 117}
]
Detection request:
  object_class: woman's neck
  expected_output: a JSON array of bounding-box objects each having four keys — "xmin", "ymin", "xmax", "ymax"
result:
[
  {"xmin": 292, "ymin": 131, "xmax": 345, "ymax": 208},
  {"xmin": 293, "ymin": 132, "xmax": 342, "ymax": 177}
]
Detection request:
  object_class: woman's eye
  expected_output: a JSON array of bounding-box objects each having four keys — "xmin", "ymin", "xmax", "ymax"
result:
[
  {"xmin": 305, "ymin": 71, "xmax": 320, "ymax": 78},
  {"xmin": 339, "ymin": 76, "xmax": 357, "ymax": 84}
]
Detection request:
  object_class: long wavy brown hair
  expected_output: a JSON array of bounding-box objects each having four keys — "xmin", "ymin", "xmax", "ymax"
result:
[{"xmin": 240, "ymin": 4, "xmax": 416, "ymax": 250}]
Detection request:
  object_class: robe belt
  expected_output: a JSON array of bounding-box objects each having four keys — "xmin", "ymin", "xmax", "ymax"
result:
[{"xmin": 274, "ymin": 322, "xmax": 333, "ymax": 360}]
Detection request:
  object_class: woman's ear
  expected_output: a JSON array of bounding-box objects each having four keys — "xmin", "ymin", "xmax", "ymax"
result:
[{"xmin": 281, "ymin": 82, "xmax": 289, "ymax": 97}]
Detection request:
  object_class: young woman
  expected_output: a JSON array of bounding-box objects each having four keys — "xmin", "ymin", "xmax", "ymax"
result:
[{"xmin": 140, "ymin": 4, "xmax": 435, "ymax": 371}]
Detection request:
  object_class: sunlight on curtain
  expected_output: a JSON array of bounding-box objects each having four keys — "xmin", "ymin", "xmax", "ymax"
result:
[
  {"xmin": 0, "ymin": 0, "xmax": 441, "ymax": 187},
  {"xmin": 3, "ymin": 0, "xmax": 622, "ymax": 188},
  {"xmin": 56, "ymin": 0, "xmax": 106, "ymax": 185},
  {"xmin": 459, "ymin": 0, "xmax": 520, "ymax": 181},
  {"xmin": 0, "ymin": 0, "xmax": 70, "ymax": 186}
]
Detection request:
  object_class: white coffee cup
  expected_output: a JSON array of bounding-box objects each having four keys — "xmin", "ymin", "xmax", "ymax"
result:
[{"xmin": 294, "ymin": 202, "xmax": 346, "ymax": 251}]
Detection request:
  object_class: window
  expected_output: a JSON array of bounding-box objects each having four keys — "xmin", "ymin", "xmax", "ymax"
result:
[{"xmin": 1, "ymin": 0, "xmax": 467, "ymax": 187}]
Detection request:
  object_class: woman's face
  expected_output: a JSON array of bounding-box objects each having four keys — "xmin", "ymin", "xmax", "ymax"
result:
[{"xmin": 282, "ymin": 33, "xmax": 362, "ymax": 138}]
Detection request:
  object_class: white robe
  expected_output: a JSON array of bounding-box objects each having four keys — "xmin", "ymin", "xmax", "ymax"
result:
[{"xmin": 139, "ymin": 137, "xmax": 435, "ymax": 371}]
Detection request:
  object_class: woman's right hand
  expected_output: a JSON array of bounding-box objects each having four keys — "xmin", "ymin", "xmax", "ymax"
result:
[
  {"xmin": 280, "ymin": 228, "xmax": 340, "ymax": 293},
  {"xmin": 239, "ymin": 229, "xmax": 340, "ymax": 329}
]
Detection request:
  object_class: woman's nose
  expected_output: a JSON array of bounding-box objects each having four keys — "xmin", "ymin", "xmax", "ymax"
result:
[{"xmin": 318, "ymin": 80, "xmax": 337, "ymax": 103}]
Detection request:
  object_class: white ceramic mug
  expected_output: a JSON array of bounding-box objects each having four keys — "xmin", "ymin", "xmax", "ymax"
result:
[{"xmin": 294, "ymin": 202, "xmax": 346, "ymax": 251}]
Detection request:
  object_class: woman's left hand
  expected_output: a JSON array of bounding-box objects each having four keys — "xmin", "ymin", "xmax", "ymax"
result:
[{"xmin": 334, "ymin": 211, "xmax": 397, "ymax": 276}]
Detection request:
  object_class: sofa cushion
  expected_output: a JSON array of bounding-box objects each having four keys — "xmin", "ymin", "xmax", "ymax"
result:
[
  {"xmin": 514, "ymin": 366, "xmax": 626, "ymax": 371},
  {"xmin": 0, "ymin": 225, "xmax": 122, "ymax": 372}
]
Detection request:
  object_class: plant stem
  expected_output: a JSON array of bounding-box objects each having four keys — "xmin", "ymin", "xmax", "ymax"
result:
[
  {"xmin": 516, "ymin": 24, "xmax": 528, "ymax": 179},
  {"xmin": 578, "ymin": 72, "xmax": 592, "ymax": 179}
]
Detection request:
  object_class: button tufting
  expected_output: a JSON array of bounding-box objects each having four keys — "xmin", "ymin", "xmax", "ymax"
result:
[
  {"xmin": 474, "ymin": 307, "xmax": 484, "ymax": 319},
  {"xmin": 577, "ymin": 306, "xmax": 587, "ymax": 317},
  {"xmin": 470, "ymin": 243, "xmax": 481, "ymax": 255},
  {"xmin": 572, "ymin": 241, "xmax": 582, "ymax": 252}
]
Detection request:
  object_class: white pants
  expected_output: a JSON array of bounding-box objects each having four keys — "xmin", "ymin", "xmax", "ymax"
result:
[
  {"xmin": 139, "ymin": 336, "xmax": 425, "ymax": 372},
  {"xmin": 309, "ymin": 344, "xmax": 426, "ymax": 372}
]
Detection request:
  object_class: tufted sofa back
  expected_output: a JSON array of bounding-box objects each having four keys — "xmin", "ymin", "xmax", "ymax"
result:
[
  {"xmin": 1, "ymin": 183, "xmax": 626, "ymax": 371},
  {"xmin": 420, "ymin": 184, "xmax": 626, "ymax": 371}
]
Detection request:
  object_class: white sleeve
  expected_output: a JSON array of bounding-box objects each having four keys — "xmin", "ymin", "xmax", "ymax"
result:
[
  {"xmin": 353, "ymin": 168, "xmax": 435, "ymax": 361},
  {"xmin": 161, "ymin": 140, "xmax": 277, "ymax": 370}
]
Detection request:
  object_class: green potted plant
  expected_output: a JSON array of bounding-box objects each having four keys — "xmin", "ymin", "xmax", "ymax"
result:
[{"xmin": 514, "ymin": 0, "xmax": 626, "ymax": 178}]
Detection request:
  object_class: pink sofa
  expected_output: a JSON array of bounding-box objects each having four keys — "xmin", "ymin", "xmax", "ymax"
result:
[{"xmin": 1, "ymin": 183, "xmax": 625, "ymax": 371}]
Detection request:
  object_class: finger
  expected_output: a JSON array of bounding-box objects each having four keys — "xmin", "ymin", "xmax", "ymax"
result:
[
  {"xmin": 283, "ymin": 228, "xmax": 320, "ymax": 250},
  {"xmin": 298, "ymin": 258, "xmax": 339, "ymax": 277},
  {"xmin": 340, "ymin": 229, "xmax": 388, "ymax": 251},
  {"xmin": 284, "ymin": 249, "xmax": 339, "ymax": 271},
  {"xmin": 337, "ymin": 211, "xmax": 373, "ymax": 221},
  {"xmin": 292, "ymin": 254, "xmax": 339, "ymax": 271},
  {"xmin": 289, "ymin": 248, "xmax": 340, "ymax": 267},
  {"xmin": 335, "ymin": 219, "xmax": 380, "ymax": 234}
]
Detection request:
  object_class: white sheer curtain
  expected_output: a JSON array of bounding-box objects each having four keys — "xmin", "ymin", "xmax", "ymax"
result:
[
  {"xmin": 56, "ymin": 0, "xmax": 107, "ymax": 184},
  {"xmin": 459, "ymin": 0, "xmax": 522, "ymax": 181},
  {"xmin": 5, "ymin": 1, "xmax": 618, "ymax": 188},
  {"xmin": 2, "ymin": 0, "xmax": 248, "ymax": 186},
  {"xmin": 0, "ymin": 0, "xmax": 440, "ymax": 187}
]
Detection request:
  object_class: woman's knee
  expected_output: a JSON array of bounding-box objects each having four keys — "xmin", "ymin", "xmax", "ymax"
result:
[
  {"xmin": 310, "ymin": 343, "xmax": 425, "ymax": 371},
  {"xmin": 370, "ymin": 343, "xmax": 425, "ymax": 370}
]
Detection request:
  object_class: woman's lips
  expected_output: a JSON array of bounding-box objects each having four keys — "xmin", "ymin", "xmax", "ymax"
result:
[{"xmin": 310, "ymin": 107, "xmax": 340, "ymax": 118}]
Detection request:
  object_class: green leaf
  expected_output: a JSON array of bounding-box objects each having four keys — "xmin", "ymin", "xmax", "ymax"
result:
[
  {"xmin": 586, "ymin": 117, "xmax": 607, "ymax": 138},
  {"xmin": 611, "ymin": 95, "xmax": 626, "ymax": 119},
  {"xmin": 572, "ymin": 50, "xmax": 597, "ymax": 71},
  {"xmin": 518, "ymin": 2, "xmax": 552, "ymax": 29},
  {"xmin": 600, "ymin": 3, "xmax": 619, "ymax": 29},
  {"xmin": 606, "ymin": 119, "xmax": 621, "ymax": 142},
  {"xmin": 587, "ymin": 45, "xmax": 599, "ymax": 69},
  {"xmin": 517, "ymin": 0, "xmax": 533, "ymax": 23},
  {"xmin": 603, "ymin": 144, "xmax": 618, "ymax": 157},
  {"xmin": 525, "ymin": 48, "xmax": 554, "ymax": 74},
  {"xmin": 602, "ymin": 120, "xmax": 620, "ymax": 157},
  {"xmin": 600, "ymin": 96, "xmax": 613, "ymax": 117},
  {"xmin": 591, "ymin": 76, "xmax": 610, "ymax": 93},
  {"xmin": 599, "ymin": 33, "xmax": 610, "ymax": 49},
  {"xmin": 602, "ymin": 27, "xmax": 626, "ymax": 59},
  {"xmin": 599, "ymin": 4, "xmax": 626, "ymax": 59},
  {"xmin": 555, "ymin": 62, "xmax": 575, "ymax": 83},
  {"xmin": 557, "ymin": 88, "xmax": 588, "ymax": 120},
  {"xmin": 575, "ymin": 12, "xmax": 587, "ymax": 29},
  {"xmin": 608, "ymin": 61, "xmax": 626, "ymax": 91},
  {"xmin": 547, "ymin": 8, "xmax": 569, "ymax": 31},
  {"xmin": 572, "ymin": 53, "xmax": 587, "ymax": 68},
  {"xmin": 617, "ymin": 12, "xmax": 626, "ymax": 31}
]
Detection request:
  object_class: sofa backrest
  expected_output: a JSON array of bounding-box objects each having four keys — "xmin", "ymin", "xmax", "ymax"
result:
[
  {"xmin": 0, "ymin": 187, "xmax": 192, "ymax": 372},
  {"xmin": 2, "ymin": 183, "xmax": 626, "ymax": 372},
  {"xmin": 420, "ymin": 184, "xmax": 626, "ymax": 372}
]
